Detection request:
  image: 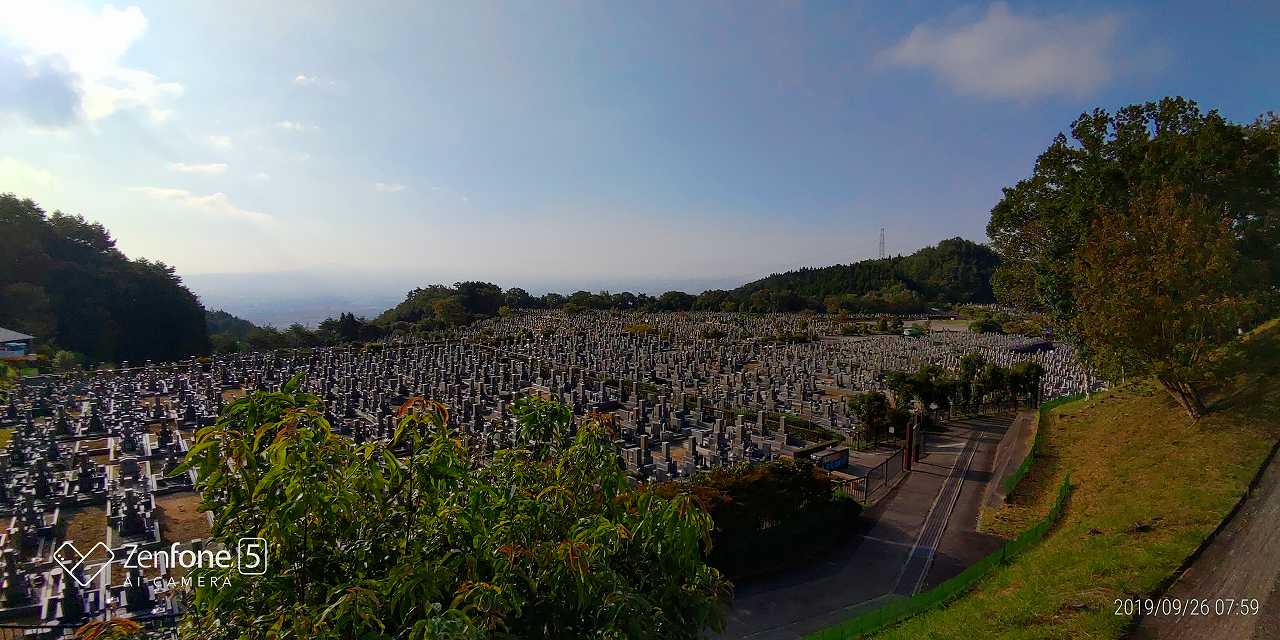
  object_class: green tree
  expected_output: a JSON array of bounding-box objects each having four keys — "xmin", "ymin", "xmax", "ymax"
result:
[
  {"xmin": 974, "ymin": 363, "xmax": 1008, "ymax": 406},
  {"xmin": 283, "ymin": 324, "xmax": 318, "ymax": 348},
  {"xmin": 176, "ymin": 382, "xmax": 728, "ymax": 639},
  {"xmin": 431, "ymin": 296, "xmax": 469, "ymax": 327},
  {"xmin": 503, "ymin": 287, "xmax": 536, "ymax": 309},
  {"xmin": 245, "ymin": 327, "xmax": 286, "ymax": 351},
  {"xmin": 968, "ymin": 318, "xmax": 1003, "ymax": 334},
  {"xmin": 654, "ymin": 291, "xmax": 696, "ymax": 312},
  {"xmin": 988, "ymin": 98, "xmax": 1280, "ymax": 328},
  {"xmin": 454, "ymin": 281, "xmax": 504, "ymax": 317},
  {"xmin": 0, "ymin": 194, "xmax": 210, "ymax": 364},
  {"xmin": 958, "ymin": 354, "xmax": 985, "ymax": 390},
  {"xmin": 540, "ymin": 292, "xmax": 566, "ymax": 309},
  {"xmin": 51, "ymin": 350, "xmax": 81, "ymax": 373},
  {"xmin": 0, "ymin": 282, "xmax": 56, "ymax": 337},
  {"xmin": 748, "ymin": 290, "xmax": 772, "ymax": 313},
  {"xmin": 1073, "ymin": 188, "xmax": 1264, "ymax": 418},
  {"xmin": 1008, "ymin": 361, "xmax": 1046, "ymax": 405},
  {"xmin": 848, "ymin": 391, "xmax": 890, "ymax": 441}
]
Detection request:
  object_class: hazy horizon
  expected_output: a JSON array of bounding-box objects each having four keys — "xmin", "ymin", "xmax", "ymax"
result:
[
  {"xmin": 186, "ymin": 268, "xmax": 755, "ymax": 327},
  {"xmin": 182, "ymin": 248, "xmax": 899, "ymax": 326}
]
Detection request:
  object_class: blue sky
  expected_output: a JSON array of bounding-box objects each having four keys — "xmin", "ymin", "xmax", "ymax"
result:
[{"xmin": 2, "ymin": 0, "xmax": 1277, "ymax": 293}]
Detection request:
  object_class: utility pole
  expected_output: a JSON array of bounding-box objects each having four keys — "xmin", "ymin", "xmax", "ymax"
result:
[{"xmin": 878, "ymin": 228, "xmax": 885, "ymax": 260}]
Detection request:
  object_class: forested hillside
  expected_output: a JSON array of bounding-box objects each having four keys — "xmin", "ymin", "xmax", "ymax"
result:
[
  {"xmin": 731, "ymin": 238, "xmax": 998, "ymax": 313},
  {"xmin": 0, "ymin": 194, "xmax": 208, "ymax": 365},
  {"xmin": 206, "ymin": 309, "xmax": 258, "ymax": 338}
]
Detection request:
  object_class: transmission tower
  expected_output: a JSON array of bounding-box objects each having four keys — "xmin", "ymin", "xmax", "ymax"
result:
[{"xmin": 878, "ymin": 228, "xmax": 885, "ymax": 259}]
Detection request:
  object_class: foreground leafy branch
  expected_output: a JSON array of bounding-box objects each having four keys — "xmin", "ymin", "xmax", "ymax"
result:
[{"xmin": 175, "ymin": 378, "xmax": 729, "ymax": 639}]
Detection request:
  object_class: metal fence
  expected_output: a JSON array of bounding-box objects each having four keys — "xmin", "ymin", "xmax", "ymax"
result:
[{"xmin": 838, "ymin": 447, "xmax": 907, "ymax": 504}]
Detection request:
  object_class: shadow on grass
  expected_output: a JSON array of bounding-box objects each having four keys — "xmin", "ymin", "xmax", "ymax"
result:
[{"xmin": 1209, "ymin": 328, "xmax": 1280, "ymax": 422}]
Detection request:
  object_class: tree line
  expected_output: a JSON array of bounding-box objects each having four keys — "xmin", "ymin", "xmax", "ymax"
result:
[
  {"xmin": 348, "ymin": 238, "xmax": 999, "ymax": 334},
  {"xmin": 0, "ymin": 194, "xmax": 209, "ymax": 367},
  {"xmin": 847, "ymin": 357, "xmax": 1046, "ymax": 442}
]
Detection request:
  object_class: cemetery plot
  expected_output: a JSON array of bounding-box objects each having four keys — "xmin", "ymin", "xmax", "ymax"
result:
[
  {"xmin": 0, "ymin": 309, "xmax": 1101, "ymax": 630},
  {"xmin": 155, "ymin": 494, "xmax": 210, "ymax": 545}
]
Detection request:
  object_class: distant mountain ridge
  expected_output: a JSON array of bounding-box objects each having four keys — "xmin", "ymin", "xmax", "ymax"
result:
[{"xmin": 732, "ymin": 237, "xmax": 998, "ymax": 305}]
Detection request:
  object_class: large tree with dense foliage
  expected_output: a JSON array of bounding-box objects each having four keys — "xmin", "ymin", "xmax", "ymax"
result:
[
  {"xmin": 176, "ymin": 385, "xmax": 728, "ymax": 639},
  {"xmin": 1073, "ymin": 188, "xmax": 1265, "ymax": 418},
  {"xmin": 0, "ymin": 194, "xmax": 209, "ymax": 364},
  {"xmin": 987, "ymin": 97, "xmax": 1280, "ymax": 327},
  {"xmin": 847, "ymin": 391, "xmax": 892, "ymax": 440}
]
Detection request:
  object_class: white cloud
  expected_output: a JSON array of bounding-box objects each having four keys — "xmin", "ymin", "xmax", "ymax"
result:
[
  {"xmin": 275, "ymin": 120, "xmax": 312, "ymax": 132},
  {"xmin": 252, "ymin": 172, "xmax": 271, "ymax": 181},
  {"xmin": 374, "ymin": 182, "xmax": 406, "ymax": 193},
  {"xmin": 128, "ymin": 186, "xmax": 272, "ymax": 225},
  {"xmin": 879, "ymin": 2, "xmax": 1122, "ymax": 100},
  {"xmin": 167, "ymin": 162, "xmax": 227, "ymax": 174},
  {"xmin": 0, "ymin": 2, "xmax": 182, "ymax": 123},
  {"xmin": 207, "ymin": 134, "xmax": 232, "ymax": 149},
  {"xmin": 0, "ymin": 156, "xmax": 55, "ymax": 187},
  {"xmin": 292, "ymin": 74, "xmax": 336, "ymax": 89}
]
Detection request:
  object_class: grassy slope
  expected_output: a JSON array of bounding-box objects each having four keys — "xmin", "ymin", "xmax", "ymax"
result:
[{"xmin": 875, "ymin": 319, "xmax": 1280, "ymax": 640}]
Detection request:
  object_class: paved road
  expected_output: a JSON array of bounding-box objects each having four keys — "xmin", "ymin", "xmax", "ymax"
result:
[
  {"xmin": 1133, "ymin": 446, "xmax": 1280, "ymax": 640},
  {"xmin": 719, "ymin": 416, "xmax": 1014, "ymax": 639},
  {"xmin": 893, "ymin": 427, "xmax": 981, "ymax": 596},
  {"xmin": 922, "ymin": 415, "xmax": 1016, "ymax": 590}
]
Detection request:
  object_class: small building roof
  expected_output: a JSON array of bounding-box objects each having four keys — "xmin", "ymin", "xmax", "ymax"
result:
[{"xmin": 0, "ymin": 328, "xmax": 35, "ymax": 342}]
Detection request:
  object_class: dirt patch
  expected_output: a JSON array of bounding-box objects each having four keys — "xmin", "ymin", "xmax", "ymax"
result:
[
  {"xmin": 156, "ymin": 492, "xmax": 211, "ymax": 544},
  {"xmin": 61, "ymin": 506, "xmax": 109, "ymax": 562},
  {"xmin": 78, "ymin": 438, "xmax": 109, "ymax": 450}
]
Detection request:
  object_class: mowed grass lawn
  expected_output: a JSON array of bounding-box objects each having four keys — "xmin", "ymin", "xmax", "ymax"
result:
[{"xmin": 873, "ymin": 320, "xmax": 1280, "ymax": 640}]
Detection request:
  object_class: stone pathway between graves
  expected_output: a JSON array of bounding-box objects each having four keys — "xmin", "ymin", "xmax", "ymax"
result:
[
  {"xmin": 720, "ymin": 415, "xmax": 1014, "ymax": 640},
  {"xmin": 1133, "ymin": 444, "xmax": 1280, "ymax": 640}
]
